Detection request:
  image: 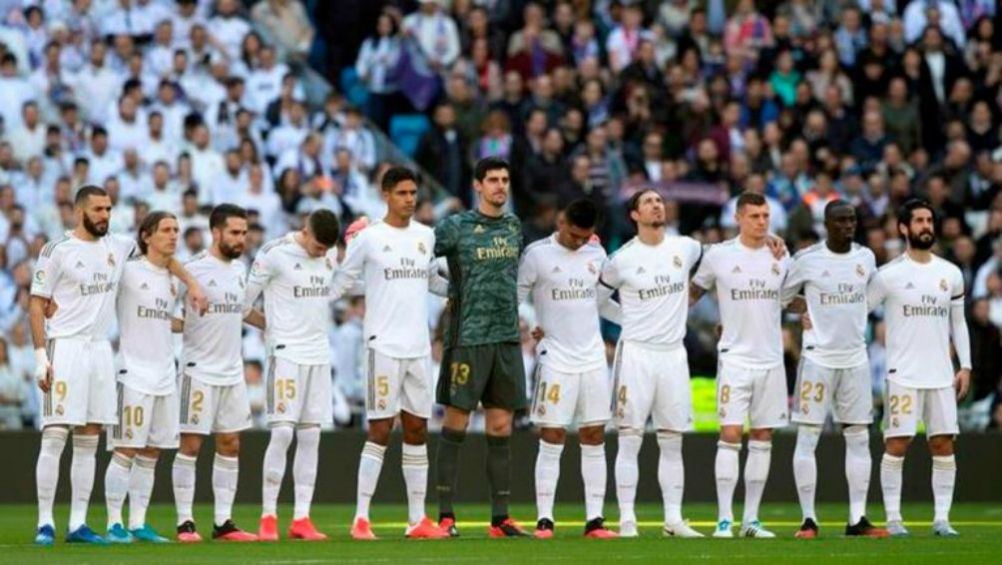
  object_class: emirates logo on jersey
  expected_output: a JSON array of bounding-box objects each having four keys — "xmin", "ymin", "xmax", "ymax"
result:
[
  {"xmin": 673, "ymin": 255, "xmax": 682, "ymax": 269},
  {"xmin": 417, "ymin": 242, "xmax": 427, "ymax": 255},
  {"xmin": 856, "ymin": 264, "xmax": 866, "ymax": 278},
  {"xmin": 939, "ymin": 279, "xmax": 948, "ymax": 291}
]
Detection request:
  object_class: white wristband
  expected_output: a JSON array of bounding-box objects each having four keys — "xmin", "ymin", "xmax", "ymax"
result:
[{"xmin": 34, "ymin": 347, "xmax": 49, "ymax": 368}]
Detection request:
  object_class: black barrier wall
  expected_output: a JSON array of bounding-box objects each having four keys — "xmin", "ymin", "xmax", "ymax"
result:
[{"xmin": 1, "ymin": 431, "xmax": 999, "ymax": 504}]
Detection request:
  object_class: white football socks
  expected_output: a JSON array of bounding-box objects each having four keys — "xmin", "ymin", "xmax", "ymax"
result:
[
  {"xmin": 355, "ymin": 441, "xmax": 386, "ymax": 521},
  {"xmin": 36, "ymin": 427, "xmax": 68, "ymax": 528},
  {"xmin": 401, "ymin": 442, "xmax": 429, "ymax": 525},
  {"xmin": 793, "ymin": 425, "xmax": 821, "ymax": 521},
  {"xmin": 213, "ymin": 453, "xmax": 240, "ymax": 526},
  {"xmin": 580, "ymin": 443, "xmax": 607, "ymax": 522},
  {"xmin": 534, "ymin": 440, "xmax": 563, "ymax": 522},
  {"xmin": 172, "ymin": 453, "xmax": 197, "ymax": 525},
  {"xmin": 932, "ymin": 455, "xmax": 956, "ymax": 523},
  {"xmin": 261, "ymin": 424, "xmax": 294, "ymax": 517},
  {"xmin": 715, "ymin": 440, "xmax": 740, "ymax": 522},
  {"xmin": 104, "ymin": 452, "xmax": 133, "ymax": 528},
  {"xmin": 615, "ymin": 430, "xmax": 643, "ymax": 524},
  {"xmin": 843, "ymin": 426, "xmax": 871, "ymax": 524},
  {"xmin": 742, "ymin": 440, "xmax": 772, "ymax": 524},
  {"xmin": 128, "ymin": 455, "xmax": 157, "ymax": 530},
  {"xmin": 881, "ymin": 453, "xmax": 905, "ymax": 522},
  {"xmin": 293, "ymin": 426, "xmax": 321, "ymax": 520},
  {"xmin": 68, "ymin": 434, "xmax": 98, "ymax": 532},
  {"xmin": 656, "ymin": 431, "xmax": 684, "ymax": 524}
]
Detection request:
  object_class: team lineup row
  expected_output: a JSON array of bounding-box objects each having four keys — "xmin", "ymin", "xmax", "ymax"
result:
[{"xmin": 27, "ymin": 157, "xmax": 971, "ymax": 546}]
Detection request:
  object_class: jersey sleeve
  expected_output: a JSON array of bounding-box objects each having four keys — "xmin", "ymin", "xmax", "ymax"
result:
[
  {"xmin": 781, "ymin": 254, "xmax": 807, "ymax": 306},
  {"xmin": 331, "ymin": 230, "xmax": 367, "ymax": 300},
  {"xmin": 244, "ymin": 248, "xmax": 276, "ymax": 313},
  {"xmin": 516, "ymin": 248, "xmax": 538, "ymax": 304},
  {"xmin": 110, "ymin": 233, "xmax": 138, "ymax": 260},
  {"xmin": 690, "ymin": 246, "xmax": 716, "ymax": 291},
  {"xmin": 950, "ymin": 266, "xmax": 965, "ymax": 304},
  {"xmin": 31, "ymin": 245, "xmax": 63, "ymax": 298},
  {"xmin": 433, "ymin": 216, "xmax": 458, "ymax": 257},
  {"xmin": 686, "ymin": 237, "xmax": 703, "ymax": 268},
  {"xmin": 599, "ymin": 253, "xmax": 622, "ymax": 290},
  {"xmin": 867, "ymin": 269, "xmax": 890, "ymax": 312}
]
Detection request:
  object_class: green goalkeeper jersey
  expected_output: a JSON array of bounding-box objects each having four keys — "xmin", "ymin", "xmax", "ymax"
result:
[{"xmin": 434, "ymin": 210, "xmax": 523, "ymax": 347}]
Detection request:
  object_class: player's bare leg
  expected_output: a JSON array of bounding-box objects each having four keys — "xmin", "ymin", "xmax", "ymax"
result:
[
  {"xmin": 35, "ymin": 424, "xmax": 69, "ymax": 545},
  {"xmin": 67, "ymin": 424, "xmax": 104, "ymax": 544},
  {"xmin": 713, "ymin": 425, "xmax": 742, "ymax": 538},
  {"xmin": 578, "ymin": 425, "xmax": 616, "ymax": 538},
  {"xmin": 615, "ymin": 426, "xmax": 643, "ymax": 537},
  {"xmin": 534, "ymin": 426, "xmax": 565, "ymax": 538},
  {"xmin": 881, "ymin": 436, "xmax": 911, "ymax": 536},
  {"xmin": 436, "ymin": 406, "xmax": 471, "ymax": 536},
  {"xmin": 738, "ymin": 428, "xmax": 776, "ymax": 538},
  {"xmin": 129, "ymin": 447, "xmax": 169, "ymax": 543}
]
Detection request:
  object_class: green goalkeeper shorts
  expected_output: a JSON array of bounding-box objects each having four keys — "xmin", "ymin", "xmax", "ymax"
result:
[{"xmin": 436, "ymin": 343, "xmax": 527, "ymax": 412}]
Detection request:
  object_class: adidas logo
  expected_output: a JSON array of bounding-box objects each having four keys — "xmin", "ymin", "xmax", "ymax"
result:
[
  {"xmin": 552, "ymin": 266, "xmax": 561, "ymax": 273},
  {"xmin": 732, "ymin": 265, "xmax": 742, "ymax": 274},
  {"xmin": 905, "ymin": 282, "xmax": 915, "ymax": 289},
  {"xmin": 636, "ymin": 266, "xmax": 646, "ymax": 274},
  {"xmin": 208, "ymin": 279, "xmax": 217, "ymax": 287},
  {"xmin": 473, "ymin": 225, "xmax": 485, "ymax": 234},
  {"xmin": 821, "ymin": 270, "xmax": 830, "ymax": 277},
  {"xmin": 294, "ymin": 263, "xmax": 302, "ymax": 270},
  {"xmin": 383, "ymin": 245, "xmax": 392, "ymax": 252},
  {"xmin": 75, "ymin": 261, "xmax": 85, "ymax": 269},
  {"xmin": 140, "ymin": 282, "xmax": 149, "ymax": 290}
]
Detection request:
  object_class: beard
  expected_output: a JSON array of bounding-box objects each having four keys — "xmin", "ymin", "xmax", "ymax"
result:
[
  {"xmin": 82, "ymin": 214, "xmax": 108, "ymax": 237},
  {"xmin": 219, "ymin": 241, "xmax": 244, "ymax": 259},
  {"xmin": 908, "ymin": 230, "xmax": 935, "ymax": 250}
]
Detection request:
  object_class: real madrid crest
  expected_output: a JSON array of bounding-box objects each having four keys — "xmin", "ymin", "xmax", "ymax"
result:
[
  {"xmin": 771, "ymin": 263, "xmax": 780, "ymax": 276},
  {"xmin": 587, "ymin": 261, "xmax": 597, "ymax": 274},
  {"xmin": 855, "ymin": 264, "xmax": 865, "ymax": 278},
  {"xmin": 107, "ymin": 253, "xmax": 116, "ymax": 267},
  {"xmin": 55, "ymin": 405, "xmax": 64, "ymax": 416},
  {"xmin": 673, "ymin": 255, "xmax": 683, "ymax": 269},
  {"xmin": 191, "ymin": 414, "xmax": 200, "ymax": 425},
  {"xmin": 417, "ymin": 242, "xmax": 427, "ymax": 255},
  {"xmin": 939, "ymin": 279, "xmax": 948, "ymax": 291},
  {"xmin": 325, "ymin": 257, "xmax": 334, "ymax": 271},
  {"xmin": 277, "ymin": 402, "xmax": 286, "ymax": 414}
]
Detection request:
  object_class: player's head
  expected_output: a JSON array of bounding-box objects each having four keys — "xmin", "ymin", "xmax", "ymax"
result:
[
  {"xmin": 557, "ymin": 198, "xmax": 600, "ymax": 251},
  {"xmin": 74, "ymin": 185, "xmax": 112, "ymax": 237},
  {"xmin": 734, "ymin": 191, "xmax": 770, "ymax": 240},
  {"xmin": 209, "ymin": 203, "xmax": 248, "ymax": 259},
  {"xmin": 381, "ymin": 166, "xmax": 420, "ymax": 220},
  {"xmin": 137, "ymin": 210, "xmax": 179, "ymax": 256},
  {"xmin": 897, "ymin": 198, "xmax": 936, "ymax": 251},
  {"xmin": 627, "ymin": 188, "xmax": 665, "ymax": 229},
  {"xmin": 473, "ymin": 157, "xmax": 510, "ymax": 210},
  {"xmin": 302, "ymin": 208, "xmax": 339, "ymax": 257},
  {"xmin": 824, "ymin": 199, "xmax": 856, "ymax": 247}
]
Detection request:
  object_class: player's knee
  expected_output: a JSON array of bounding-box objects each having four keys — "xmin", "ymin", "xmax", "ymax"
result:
[
  {"xmin": 656, "ymin": 429, "xmax": 682, "ymax": 450},
  {"xmin": 400, "ymin": 419, "xmax": 427, "ymax": 446},
  {"xmin": 795, "ymin": 424, "xmax": 822, "ymax": 453},
  {"xmin": 539, "ymin": 427, "xmax": 566, "ymax": 445},
  {"xmin": 179, "ymin": 434, "xmax": 203, "ymax": 457},
  {"xmin": 884, "ymin": 437, "xmax": 910, "ymax": 457},
  {"xmin": 577, "ymin": 426, "xmax": 604, "ymax": 446},
  {"xmin": 215, "ymin": 433, "xmax": 239, "ymax": 457},
  {"xmin": 749, "ymin": 428, "xmax": 773, "ymax": 442},
  {"xmin": 140, "ymin": 447, "xmax": 160, "ymax": 460},
  {"xmin": 269, "ymin": 424, "xmax": 295, "ymax": 450},
  {"xmin": 719, "ymin": 426, "xmax": 743, "ymax": 444},
  {"xmin": 485, "ymin": 413, "xmax": 513, "ymax": 437},
  {"xmin": 927, "ymin": 435, "xmax": 954, "ymax": 456},
  {"xmin": 367, "ymin": 419, "xmax": 393, "ymax": 446}
]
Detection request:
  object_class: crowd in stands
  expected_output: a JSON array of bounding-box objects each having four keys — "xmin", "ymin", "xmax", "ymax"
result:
[{"xmin": 0, "ymin": 0, "xmax": 1001, "ymax": 432}]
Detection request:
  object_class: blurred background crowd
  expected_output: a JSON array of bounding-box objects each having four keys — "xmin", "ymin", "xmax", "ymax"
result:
[{"xmin": 0, "ymin": 0, "xmax": 1000, "ymax": 433}]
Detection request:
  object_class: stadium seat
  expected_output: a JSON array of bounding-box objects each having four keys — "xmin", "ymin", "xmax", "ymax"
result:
[
  {"xmin": 389, "ymin": 114, "xmax": 431, "ymax": 157},
  {"xmin": 340, "ymin": 67, "xmax": 369, "ymax": 108}
]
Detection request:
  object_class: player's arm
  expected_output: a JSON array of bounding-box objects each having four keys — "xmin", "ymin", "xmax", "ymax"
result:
[
  {"xmin": 428, "ymin": 262, "xmax": 450, "ymax": 297},
  {"xmin": 597, "ymin": 284, "xmax": 622, "ymax": 324},
  {"xmin": 243, "ymin": 309, "xmax": 266, "ymax": 330},
  {"xmin": 949, "ymin": 272, "xmax": 972, "ymax": 400},
  {"xmin": 29, "ymin": 248, "xmax": 62, "ymax": 392},
  {"xmin": 243, "ymin": 251, "xmax": 274, "ymax": 316},
  {"xmin": 866, "ymin": 270, "xmax": 889, "ymax": 312},
  {"xmin": 516, "ymin": 248, "xmax": 538, "ymax": 305},
  {"xmin": 171, "ymin": 317, "xmax": 184, "ymax": 333},
  {"xmin": 330, "ymin": 231, "xmax": 367, "ymax": 302},
  {"xmin": 765, "ymin": 233, "xmax": 788, "ymax": 260},
  {"xmin": 433, "ymin": 216, "xmax": 458, "ymax": 258},
  {"xmin": 780, "ymin": 255, "xmax": 806, "ymax": 309},
  {"xmin": 689, "ymin": 247, "xmax": 715, "ymax": 306},
  {"xmin": 166, "ymin": 257, "xmax": 208, "ymax": 315}
]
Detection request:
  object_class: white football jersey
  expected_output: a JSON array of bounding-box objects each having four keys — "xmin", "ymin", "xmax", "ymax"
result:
[
  {"xmin": 692, "ymin": 238, "xmax": 790, "ymax": 369},
  {"xmin": 868, "ymin": 254, "xmax": 965, "ymax": 388},
  {"xmin": 31, "ymin": 233, "xmax": 135, "ymax": 340},
  {"xmin": 782, "ymin": 242, "xmax": 876, "ymax": 368},
  {"xmin": 180, "ymin": 251, "xmax": 247, "ymax": 386},
  {"xmin": 601, "ymin": 235, "xmax": 702, "ymax": 347},
  {"xmin": 332, "ymin": 221, "xmax": 436, "ymax": 359},
  {"xmin": 116, "ymin": 256, "xmax": 178, "ymax": 396},
  {"xmin": 518, "ymin": 235, "xmax": 613, "ymax": 372},
  {"xmin": 245, "ymin": 234, "xmax": 337, "ymax": 365}
]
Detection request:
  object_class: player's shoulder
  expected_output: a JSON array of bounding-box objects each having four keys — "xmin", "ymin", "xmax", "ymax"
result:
[
  {"xmin": 608, "ymin": 237, "xmax": 638, "ymax": 262},
  {"xmin": 702, "ymin": 237, "xmax": 738, "ymax": 258},
  {"xmin": 792, "ymin": 241, "xmax": 826, "ymax": 261},
  {"xmin": 850, "ymin": 242, "xmax": 877, "ymax": 261},
  {"xmin": 875, "ymin": 254, "xmax": 909, "ymax": 277},
  {"xmin": 40, "ymin": 234, "xmax": 72, "ymax": 258},
  {"xmin": 932, "ymin": 254, "xmax": 963, "ymax": 277},
  {"xmin": 184, "ymin": 250, "xmax": 210, "ymax": 266},
  {"xmin": 522, "ymin": 235, "xmax": 554, "ymax": 257},
  {"xmin": 258, "ymin": 235, "xmax": 293, "ymax": 256}
]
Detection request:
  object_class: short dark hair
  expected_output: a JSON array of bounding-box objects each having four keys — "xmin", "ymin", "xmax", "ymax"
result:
[
  {"xmin": 564, "ymin": 198, "xmax": 600, "ymax": 229},
  {"xmin": 823, "ymin": 199, "xmax": 853, "ymax": 220},
  {"xmin": 308, "ymin": 209, "xmax": 340, "ymax": 247},
  {"xmin": 74, "ymin": 185, "xmax": 107, "ymax": 207},
  {"xmin": 736, "ymin": 191, "xmax": 767, "ymax": 210},
  {"xmin": 381, "ymin": 166, "xmax": 419, "ymax": 192},
  {"xmin": 137, "ymin": 211, "xmax": 177, "ymax": 254},
  {"xmin": 897, "ymin": 198, "xmax": 936, "ymax": 229},
  {"xmin": 626, "ymin": 188, "xmax": 659, "ymax": 215},
  {"xmin": 474, "ymin": 157, "xmax": 509, "ymax": 182},
  {"xmin": 209, "ymin": 203, "xmax": 247, "ymax": 230}
]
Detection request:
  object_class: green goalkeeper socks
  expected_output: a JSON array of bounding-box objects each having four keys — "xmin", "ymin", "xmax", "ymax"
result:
[
  {"xmin": 486, "ymin": 434, "xmax": 511, "ymax": 521},
  {"xmin": 436, "ymin": 428, "xmax": 466, "ymax": 517}
]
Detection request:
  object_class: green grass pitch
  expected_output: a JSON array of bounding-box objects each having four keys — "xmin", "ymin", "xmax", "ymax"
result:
[{"xmin": 3, "ymin": 503, "xmax": 1000, "ymax": 565}]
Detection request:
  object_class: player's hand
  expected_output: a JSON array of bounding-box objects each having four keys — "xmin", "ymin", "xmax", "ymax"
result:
[
  {"xmin": 531, "ymin": 326, "xmax": 544, "ymax": 342},
  {"xmin": 44, "ymin": 299, "xmax": 58, "ymax": 319},
  {"xmin": 188, "ymin": 282, "xmax": 209, "ymax": 315},
  {"xmin": 954, "ymin": 368, "xmax": 971, "ymax": 400},
  {"xmin": 34, "ymin": 348, "xmax": 53, "ymax": 393},
  {"xmin": 766, "ymin": 235, "xmax": 788, "ymax": 259},
  {"xmin": 801, "ymin": 310, "xmax": 813, "ymax": 331},
  {"xmin": 589, "ymin": 233, "xmax": 602, "ymax": 245},
  {"xmin": 345, "ymin": 216, "xmax": 370, "ymax": 245},
  {"xmin": 714, "ymin": 324, "xmax": 723, "ymax": 339}
]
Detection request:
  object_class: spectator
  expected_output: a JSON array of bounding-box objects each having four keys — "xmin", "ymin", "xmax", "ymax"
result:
[
  {"xmin": 402, "ymin": 0, "xmax": 461, "ymax": 73},
  {"xmin": 417, "ymin": 103, "xmax": 471, "ymax": 206},
  {"xmin": 251, "ymin": 0, "xmax": 315, "ymax": 63},
  {"xmin": 505, "ymin": 1, "xmax": 565, "ymax": 81},
  {"xmin": 0, "ymin": 337, "xmax": 23, "ymax": 430},
  {"xmin": 355, "ymin": 12, "xmax": 403, "ymax": 132}
]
